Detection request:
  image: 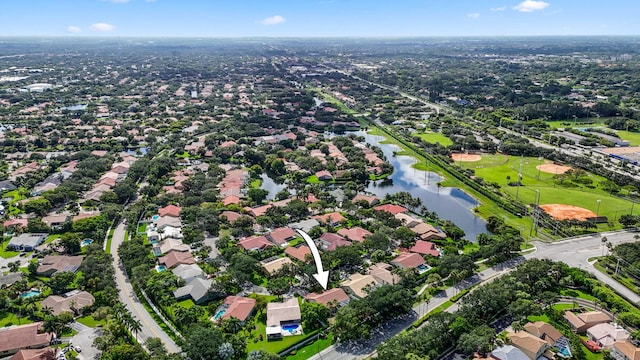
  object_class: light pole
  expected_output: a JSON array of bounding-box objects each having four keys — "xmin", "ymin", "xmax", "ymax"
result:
[
  {"xmin": 530, "ymin": 189, "xmax": 541, "ymax": 236},
  {"xmin": 596, "ymin": 199, "xmax": 602, "ymax": 218}
]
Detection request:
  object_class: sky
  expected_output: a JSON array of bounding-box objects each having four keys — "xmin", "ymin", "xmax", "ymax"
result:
[{"xmin": 0, "ymin": 0, "xmax": 639, "ymax": 37}]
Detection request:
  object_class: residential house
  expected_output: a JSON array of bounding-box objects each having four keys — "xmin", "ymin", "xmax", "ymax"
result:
[
  {"xmin": 154, "ymin": 238, "xmax": 190, "ymax": 256},
  {"xmin": 284, "ymin": 245, "xmax": 311, "ymax": 262},
  {"xmin": 315, "ymin": 170, "xmax": 333, "ymax": 181},
  {"xmin": 0, "ymin": 180, "xmax": 17, "ymax": 192},
  {"xmin": 9, "ymin": 348, "xmax": 56, "ymax": 360},
  {"xmin": 524, "ymin": 321, "xmax": 564, "ymax": 347},
  {"xmin": 611, "ymin": 341, "xmax": 640, "ymax": 360},
  {"xmin": 41, "ymin": 214, "xmax": 69, "ymax": 230},
  {"xmin": 564, "ymin": 311, "xmax": 611, "ymax": 333},
  {"xmin": 410, "ymin": 222, "xmax": 447, "ymax": 241},
  {"xmin": 341, "ymin": 273, "xmax": 379, "ymax": 299},
  {"xmin": 267, "ymin": 227, "xmax": 297, "ymax": 246},
  {"xmin": 305, "ymin": 288, "xmax": 350, "ymax": 308},
  {"xmin": 172, "ymin": 264, "xmax": 205, "ymax": 283},
  {"xmin": 374, "ymin": 204, "xmax": 408, "ymax": 215},
  {"xmin": 36, "ymin": 255, "xmax": 83, "ymax": 276},
  {"xmin": 262, "ymin": 257, "xmax": 294, "ymax": 276},
  {"xmin": 238, "ymin": 235, "xmax": 273, "ymax": 251},
  {"xmin": 352, "ymin": 194, "xmax": 380, "ymax": 207},
  {"xmin": 173, "ymin": 278, "xmax": 214, "ymax": 305},
  {"xmin": 0, "ymin": 273, "xmax": 23, "ymax": 289},
  {"xmin": 410, "ymin": 240, "xmax": 441, "ymax": 257},
  {"xmin": 337, "ymin": 227, "xmax": 372, "ymax": 243},
  {"xmin": 490, "ymin": 345, "xmax": 530, "ymax": 360},
  {"xmin": 507, "ymin": 331, "xmax": 550, "ymax": 360},
  {"xmin": 391, "ymin": 252, "xmax": 426, "ymax": 270},
  {"xmin": 313, "ymin": 212, "xmax": 346, "ymax": 227},
  {"xmin": 7, "ymin": 233, "xmax": 48, "ymax": 252},
  {"xmin": 368, "ymin": 263, "xmax": 401, "ymax": 285},
  {"xmin": 158, "ymin": 204, "xmax": 181, "ymax": 218},
  {"xmin": 40, "ymin": 290, "xmax": 94, "ymax": 316},
  {"xmin": 319, "ymin": 233, "xmax": 351, "ymax": 251},
  {"xmin": 158, "ymin": 251, "xmax": 195, "ymax": 269},
  {"xmin": 0, "ymin": 322, "xmax": 55, "ymax": 357},
  {"xmin": 395, "ymin": 213, "xmax": 422, "ymax": 228},
  {"xmin": 154, "ymin": 215, "xmax": 182, "ymax": 230},
  {"xmin": 266, "ymin": 298, "xmax": 302, "ymax": 340},
  {"xmin": 3, "ymin": 218, "xmax": 28, "ymax": 230},
  {"xmin": 220, "ymin": 211, "xmax": 243, "ymax": 224},
  {"xmin": 290, "ymin": 219, "xmax": 320, "ymax": 233},
  {"xmin": 587, "ymin": 323, "xmax": 629, "ymax": 348},
  {"xmin": 212, "ymin": 296, "xmax": 256, "ymax": 324}
]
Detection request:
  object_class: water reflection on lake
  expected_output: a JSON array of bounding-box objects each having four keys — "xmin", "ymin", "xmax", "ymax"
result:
[
  {"xmin": 260, "ymin": 173, "xmax": 288, "ymax": 200},
  {"xmin": 360, "ymin": 131, "xmax": 487, "ymax": 241}
]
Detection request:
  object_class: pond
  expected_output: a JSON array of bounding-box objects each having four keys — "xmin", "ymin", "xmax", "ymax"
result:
[
  {"xmin": 360, "ymin": 131, "xmax": 487, "ymax": 241},
  {"xmin": 260, "ymin": 173, "xmax": 288, "ymax": 200}
]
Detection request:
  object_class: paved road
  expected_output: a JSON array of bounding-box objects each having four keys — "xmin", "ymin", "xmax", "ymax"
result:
[
  {"xmin": 309, "ymin": 230, "xmax": 640, "ymax": 360},
  {"xmin": 111, "ymin": 222, "xmax": 182, "ymax": 353}
]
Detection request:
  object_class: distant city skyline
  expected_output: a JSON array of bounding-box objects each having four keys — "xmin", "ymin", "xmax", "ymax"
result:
[{"xmin": 1, "ymin": 0, "xmax": 638, "ymax": 37}]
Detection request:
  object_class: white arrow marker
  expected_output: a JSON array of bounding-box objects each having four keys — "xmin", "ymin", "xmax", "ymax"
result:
[{"xmin": 295, "ymin": 228, "xmax": 329, "ymax": 290}]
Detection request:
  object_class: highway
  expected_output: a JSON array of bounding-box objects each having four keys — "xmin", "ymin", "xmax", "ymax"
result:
[
  {"xmin": 308, "ymin": 230, "xmax": 640, "ymax": 360},
  {"xmin": 111, "ymin": 222, "xmax": 182, "ymax": 354}
]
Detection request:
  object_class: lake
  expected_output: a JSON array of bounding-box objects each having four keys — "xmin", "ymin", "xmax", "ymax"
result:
[{"xmin": 360, "ymin": 131, "xmax": 487, "ymax": 241}]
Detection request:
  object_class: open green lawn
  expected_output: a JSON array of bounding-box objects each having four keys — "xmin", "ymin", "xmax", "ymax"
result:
[
  {"xmin": 457, "ymin": 154, "xmax": 510, "ymax": 170},
  {"xmin": 0, "ymin": 245, "xmax": 20, "ymax": 259},
  {"xmin": 177, "ymin": 299, "xmax": 195, "ymax": 309},
  {"xmin": 412, "ymin": 132, "xmax": 453, "ymax": 147},
  {"xmin": 246, "ymin": 318, "xmax": 308, "ymax": 354},
  {"xmin": 545, "ymin": 118, "xmax": 607, "ymax": 129},
  {"xmin": 250, "ymin": 179, "xmax": 262, "ymax": 189},
  {"xmin": 615, "ymin": 130, "xmax": 640, "ymax": 146},
  {"xmin": 285, "ymin": 333, "xmax": 334, "ymax": 360},
  {"xmin": 473, "ymin": 155, "xmax": 635, "ymax": 222},
  {"xmin": 137, "ymin": 223, "xmax": 147, "ymax": 233},
  {"xmin": 0, "ymin": 311, "xmax": 34, "ymax": 327},
  {"xmin": 76, "ymin": 315, "xmax": 106, "ymax": 328}
]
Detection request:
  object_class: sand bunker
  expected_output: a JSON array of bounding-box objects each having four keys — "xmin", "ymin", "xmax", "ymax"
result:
[{"xmin": 539, "ymin": 204, "xmax": 597, "ymax": 221}]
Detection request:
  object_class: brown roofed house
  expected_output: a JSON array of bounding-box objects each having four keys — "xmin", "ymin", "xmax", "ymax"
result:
[
  {"xmin": 0, "ymin": 322, "xmax": 55, "ymax": 357},
  {"xmin": 158, "ymin": 251, "xmax": 195, "ymax": 269},
  {"xmin": 524, "ymin": 321, "xmax": 563, "ymax": 346},
  {"xmin": 262, "ymin": 257, "xmax": 294, "ymax": 276},
  {"xmin": 158, "ymin": 204, "xmax": 182, "ymax": 218},
  {"xmin": 313, "ymin": 212, "xmax": 346, "ymax": 226},
  {"xmin": 40, "ymin": 290, "xmax": 95, "ymax": 316},
  {"xmin": 305, "ymin": 288, "xmax": 350, "ymax": 307},
  {"xmin": 214, "ymin": 296, "xmax": 256, "ymax": 324},
  {"xmin": 564, "ymin": 311, "xmax": 611, "ymax": 333},
  {"xmin": 410, "ymin": 240, "xmax": 441, "ymax": 257},
  {"xmin": 391, "ymin": 252, "xmax": 426, "ymax": 270},
  {"xmin": 9, "ymin": 348, "xmax": 56, "ymax": 360},
  {"xmin": 341, "ymin": 273, "xmax": 379, "ymax": 299},
  {"xmin": 220, "ymin": 211, "xmax": 243, "ymax": 224},
  {"xmin": 267, "ymin": 227, "xmax": 298, "ymax": 246},
  {"xmin": 238, "ymin": 235, "xmax": 274, "ymax": 251},
  {"xmin": 352, "ymin": 194, "xmax": 380, "ymax": 206},
  {"xmin": 36, "ymin": 255, "xmax": 84, "ymax": 277},
  {"xmin": 612, "ymin": 341, "xmax": 640, "ymax": 360},
  {"xmin": 285, "ymin": 245, "xmax": 311, "ymax": 262},
  {"xmin": 319, "ymin": 233, "xmax": 351, "ymax": 251},
  {"xmin": 337, "ymin": 227, "xmax": 372, "ymax": 243},
  {"xmin": 373, "ymin": 204, "xmax": 408, "ymax": 215},
  {"xmin": 507, "ymin": 331, "xmax": 549, "ymax": 360},
  {"xmin": 368, "ymin": 263, "xmax": 401, "ymax": 285}
]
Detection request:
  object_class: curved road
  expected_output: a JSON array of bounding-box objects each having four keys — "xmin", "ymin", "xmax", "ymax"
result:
[
  {"xmin": 308, "ymin": 230, "xmax": 640, "ymax": 360},
  {"xmin": 111, "ymin": 222, "xmax": 182, "ymax": 353}
]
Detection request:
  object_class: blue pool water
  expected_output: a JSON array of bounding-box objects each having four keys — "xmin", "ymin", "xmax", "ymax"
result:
[
  {"xmin": 20, "ymin": 290, "xmax": 41, "ymax": 299},
  {"xmin": 81, "ymin": 239, "xmax": 93, "ymax": 247},
  {"xmin": 282, "ymin": 324, "xmax": 300, "ymax": 333},
  {"xmin": 152, "ymin": 215, "xmax": 160, "ymax": 221},
  {"xmin": 213, "ymin": 309, "xmax": 226, "ymax": 321},
  {"xmin": 156, "ymin": 265, "xmax": 167, "ymax": 272}
]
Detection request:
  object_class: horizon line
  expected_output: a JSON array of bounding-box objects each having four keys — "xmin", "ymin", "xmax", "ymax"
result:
[{"xmin": 1, "ymin": 34, "xmax": 640, "ymax": 39}]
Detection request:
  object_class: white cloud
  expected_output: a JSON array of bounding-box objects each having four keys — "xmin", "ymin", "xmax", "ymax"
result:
[
  {"xmin": 513, "ymin": 0, "xmax": 550, "ymax": 12},
  {"xmin": 89, "ymin": 23, "xmax": 116, "ymax": 32},
  {"xmin": 467, "ymin": 13, "xmax": 480, "ymax": 19},
  {"xmin": 67, "ymin": 25, "xmax": 81, "ymax": 33},
  {"xmin": 259, "ymin": 15, "xmax": 286, "ymax": 26},
  {"xmin": 491, "ymin": 6, "xmax": 507, "ymax": 11}
]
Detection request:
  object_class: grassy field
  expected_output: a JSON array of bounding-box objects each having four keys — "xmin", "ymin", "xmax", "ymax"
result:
[
  {"xmin": 177, "ymin": 299, "xmax": 195, "ymax": 309},
  {"xmin": 285, "ymin": 333, "xmax": 334, "ymax": 360},
  {"xmin": 473, "ymin": 155, "xmax": 635, "ymax": 222},
  {"xmin": 457, "ymin": 154, "xmax": 509, "ymax": 170},
  {"xmin": 615, "ymin": 130, "xmax": 640, "ymax": 146},
  {"xmin": 0, "ymin": 311, "xmax": 34, "ymax": 327},
  {"xmin": 76, "ymin": 315, "xmax": 106, "ymax": 328},
  {"xmin": 412, "ymin": 132, "xmax": 453, "ymax": 147},
  {"xmin": 0, "ymin": 245, "xmax": 20, "ymax": 259}
]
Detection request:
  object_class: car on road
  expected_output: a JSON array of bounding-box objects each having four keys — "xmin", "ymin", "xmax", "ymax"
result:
[{"xmin": 75, "ymin": 346, "xmax": 82, "ymax": 353}]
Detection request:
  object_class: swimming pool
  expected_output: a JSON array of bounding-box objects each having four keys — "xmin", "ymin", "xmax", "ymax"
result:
[
  {"xmin": 156, "ymin": 265, "xmax": 167, "ymax": 272},
  {"xmin": 20, "ymin": 290, "xmax": 41, "ymax": 299},
  {"xmin": 213, "ymin": 309, "xmax": 226, "ymax": 321},
  {"xmin": 81, "ymin": 239, "xmax": 93, "ymax": 247},
  {"xmin": 152, "ymin": 215, "xmax": 160, "ymax": 221},
  {"xmin": 282, "ymin": 324, "xmax": 301, "ymax": 334}
]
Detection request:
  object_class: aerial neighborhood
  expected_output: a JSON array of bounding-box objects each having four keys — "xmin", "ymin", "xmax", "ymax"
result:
[{"xmin": 3, "ymin": 33, "xmax": 640, "ymax": 360}]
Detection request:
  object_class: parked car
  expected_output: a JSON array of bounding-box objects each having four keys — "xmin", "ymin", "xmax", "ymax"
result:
[{"xmin": 75, "ymin": 346, "xmax": 82, "ymax": 353}]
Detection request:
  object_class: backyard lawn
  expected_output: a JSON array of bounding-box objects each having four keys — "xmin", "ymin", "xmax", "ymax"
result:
[
  {"xmin": 76, "ymin": 315, "xmax": 106, "ymax": 328},
  {"xmin": 0, "ymin": 311, "xmax": 34, "ymax": 327}
]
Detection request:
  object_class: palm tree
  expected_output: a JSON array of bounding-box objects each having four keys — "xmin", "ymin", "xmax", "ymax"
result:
[{"xmin": 129, "ymin": 318, "xmax": 142, "ymax": 342}]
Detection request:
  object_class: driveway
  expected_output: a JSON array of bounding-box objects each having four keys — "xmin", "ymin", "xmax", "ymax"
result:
[{"xmin": 70, "ymin": 325, "xmax": 102, "ymax": 360}]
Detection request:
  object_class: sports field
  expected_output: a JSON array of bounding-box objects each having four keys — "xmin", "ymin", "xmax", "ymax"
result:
[
  {"xmin": 469, "ymin": 154, "xmax": 635, "ymax": 221},
  {"xmin": 413, "ymin": 132, "xmax": 453, "ymax": 147}
]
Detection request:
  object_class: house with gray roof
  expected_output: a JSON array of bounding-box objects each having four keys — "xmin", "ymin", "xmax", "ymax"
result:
[
  {"xmin": 290, "ymin": 219, "xmax": 320, "ymax": 233},
  {"xmin": 0, "ymin": 273, "xmax": 23, "ymax": 289},
  {"xmin": 172, "ymin": 264, "xmax": 205, "ymax": 283},
  {"xmin": 173, "ymin": 278, "xmax": 213, "ymax": 304},
  {"xmin": 7, "ymin": 233, "xmax": 48, "ymax": 252}
]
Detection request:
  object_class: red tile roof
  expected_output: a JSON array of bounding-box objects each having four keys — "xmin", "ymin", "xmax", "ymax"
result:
[
  {"xmin": 238, "ymin": 236, "xmax": 273, "ymax": 251},
  {"xmin": 391, "ymin": 252, "xmax": 425, "ymax": 269},
  {"xmin": 268, "ymin": 227, "xmax": 297, "ymax": 245},
  {"xmin": 158, "ymin": 204, "xmax": 182, "ymax": 218},
  {"xmin": 158, "ymin": 251, "xmax": 195, "ymax": 269},
  {"xmin": 313, "ymin": 212, "xmax": 346, "ymax": 225},
  {"xmin": 3, "ymin": 218, "xmax": 28, "ymax": 228},
  {"xmin": 374, "ymin": 204, "xmax": 409, "ymax": 215},
  {"xmin": 320, "ymin": 233, "xmax": 351, "ymax": 251},
  {"xmin": 222, "ymin": 195, "xmax": 241, "ymax": 205},
  {"xmin": 284, "ymin": 245, "xmax": 311, "ymax": 262},
  {"xmin": 220, "ymin": 296, "xmax": 256, "ymax": 322},
  {"xmin": 337, "ymin": 227, "xmax": 372, "ymax": 243},
  {"xmin": 305, "ymin": 288, "xmax": 350, "ymax": 307},
  {"xmin": 221, "ymin": 211, "xmax": 243, "ymax": 223},
  {"xmin": 410, "ymin": 240, "xmax": 440, "ymax": 257},
  {"xmin": 0, "ymin": 322, "xmax": 54, "ymax": 354}
]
